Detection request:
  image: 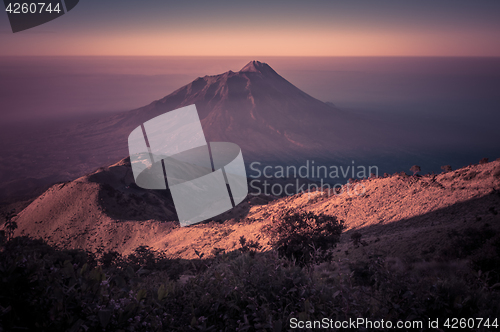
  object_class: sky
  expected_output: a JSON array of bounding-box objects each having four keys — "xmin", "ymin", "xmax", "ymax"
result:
[{"xmin": 1, "ymin": 0, "xmax": 500, "ymax": 56}]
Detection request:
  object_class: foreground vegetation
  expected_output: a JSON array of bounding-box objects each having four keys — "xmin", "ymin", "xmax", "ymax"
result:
[{"xmin": 1, "ymin": 211, "xmax": 500, "ymax": 331}]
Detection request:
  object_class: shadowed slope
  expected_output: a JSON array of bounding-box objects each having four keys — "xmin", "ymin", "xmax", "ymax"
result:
[{"xmin": 14, "ymin": 156, "xmax": 500, "ymax": 258}]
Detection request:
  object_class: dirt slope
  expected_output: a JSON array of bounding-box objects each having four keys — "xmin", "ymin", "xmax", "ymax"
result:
[{"xmin": 15, "ymin": 159, "xmax": 500, "ymax": 259}]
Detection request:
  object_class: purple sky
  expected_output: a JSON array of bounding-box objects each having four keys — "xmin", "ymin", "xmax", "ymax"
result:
[{"xmin": 1, "ymin": 0, "xmax": 500, "ymax": 56}]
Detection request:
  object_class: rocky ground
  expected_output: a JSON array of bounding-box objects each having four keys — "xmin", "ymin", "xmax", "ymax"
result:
[{"xmin": 12, "ymin": 158, "xmax": 500, "ymax": 261}]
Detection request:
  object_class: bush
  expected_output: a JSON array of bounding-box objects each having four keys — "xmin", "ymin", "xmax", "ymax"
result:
[
  {"xmin": 479, "ymin": 158, "xmax": 489, "ymax": 165},
  {"xmin": 410, "ymin": 165, "xmax": 421, "ymax": 175},
  {"xmin": 2, "ymin": 210, "xmax": 18, "ymax": 241},
  {"xmin": 238, "ymin": 235, "xmax": 262, "ymax": 255},
  {"xmin": 99, "ymin": 250, "xmax": 121, "ymax": 268},
  {"xmin": 350, "ymin": 232, "xmax": 362, "ymax": 246},
  {"xmin": 267, "ymin": 211, "xmax": 344, "ymax": 265},
  {"xmin": 1, "ymin": 234, "xmax": 500, "ymax": 331},
  {"xmin": 126, "ymin": 245, "xmax": 159, "ymax": 270},
  {"xmin": 441, "ymin": 165, "xmax": 452, "ymax": 173}
]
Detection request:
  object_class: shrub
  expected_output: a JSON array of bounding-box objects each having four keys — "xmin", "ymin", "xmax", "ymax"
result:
[
  {"xmin": 441, "ymin": 165, "xmax": 452, "ymax": 173},
  {"xmin": 267, "ymin": 211, "xmax": 344, "ymax": 265},
  {"xmin": 479, "ymin": 158, "xmax": 489, "ymax": 165},
  {"xmin": 99, "ymin": 250, "xmax": 121, "ymax": 268},
  {"xmin": 350, "ymin": 232, "xmax": 362, "ymax": 246},
  {"xmin": 2, "ymin": 210, "xmax": 18, "ymax": 241},
  {"xmin": 239, "ymin": 235, "xmax": 262, "ymax": 255},
  {"xmin": 410, "ymin": 165, "xmax": 421, "ymax": 175},
  {"xmin": 126, "ymin": 245, "xmax": 161, "ymax": 270},
  {"xmin": 1, "ymin": 234, "xmax": 500, "ymax": 331},
  {"xmin": 211, "ymin": 247, "xmax": 225, "ymax": 256}
]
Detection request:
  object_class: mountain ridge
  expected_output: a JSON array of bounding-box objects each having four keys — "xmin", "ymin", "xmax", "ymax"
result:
[
  {"xmin": 13, "ymin": 157, "xmax": 500, "ymax": 258},
  {"xmin": 126, "ymin": 60, "xmax": 374, "ymax": 162}
]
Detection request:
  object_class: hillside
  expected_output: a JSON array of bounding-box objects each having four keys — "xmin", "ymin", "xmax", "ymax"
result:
[{"xmin": 14, "ymin": 159, "xmax": 500, "ymax": 260}]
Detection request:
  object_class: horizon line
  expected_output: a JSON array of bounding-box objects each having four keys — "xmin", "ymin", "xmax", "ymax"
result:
[{"xmin": 2, "ymin": 55, "xmax": 500, "ymax": 58}]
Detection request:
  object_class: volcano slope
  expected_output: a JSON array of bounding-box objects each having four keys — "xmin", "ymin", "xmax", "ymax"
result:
[
  {"xmin": 1, "ymin": 60, "xmax": 388, "ymax": 203},
  {"xmin": 14, "ymin": 158, "xmax": 500, "ymax": 261}
]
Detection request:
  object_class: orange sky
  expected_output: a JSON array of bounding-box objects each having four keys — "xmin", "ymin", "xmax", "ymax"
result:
[{"xmin": 1, "ymin": 0, "xmax": 500, "ymax": 56}]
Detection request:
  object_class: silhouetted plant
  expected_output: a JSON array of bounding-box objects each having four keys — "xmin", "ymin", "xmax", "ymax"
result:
[
  {"xmin": 99, "ymin": 250, "xmax": 121, "ymax": 267},
  {"xmin": 126, "ymin": 245, "xmax": 160, "ymax": 269},
  {"xmin": 211, "ymin": 247, "xmax": 225, "ymax": 256},
  {"xmin": 267, "ymin": 211, "xmax": 344, "ymax": 265},
  {"xmin": 410, "ymin": 165, "xmax": 421, "ymax": 176},
  {"xmin": 1, "ymin": 234, "xmax": 500, "ymax": 331},
  {"xmin": 239, "ymin": 235, "xmax": 262, "ymax": 255},
  {"xmin": 239, "ymin": 235, "xmax": 246, "ymax": 247},
  {"xmin": 2, "ymin": 210, "xmax": 17, "ymax": 241},
  {"xmin": 479, "ymin": 158, "xmax": 489, "ymax": 165},
  {"xmin": 194, "ymin": 248, "xmax": 204, "ymax": 259},
  {"xmin": 351, "ymin": 232, "xmax": 363, "ymax": 246},
  {"xmin": 441, "ymin": 165, "xmax": 452, "ymax": 173}
]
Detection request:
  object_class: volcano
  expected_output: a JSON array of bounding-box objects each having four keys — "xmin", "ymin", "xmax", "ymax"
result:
[
  {"xmin": 0, "ymin": 60, "xmax": 382, "ymax": 203},
  {"xmin": 10, "ymin": 61, "xmax": 500, "ymax": 256},
  {"xmin": 86, "ymin": 60, "xmax": 378, "ymax": 165}
]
